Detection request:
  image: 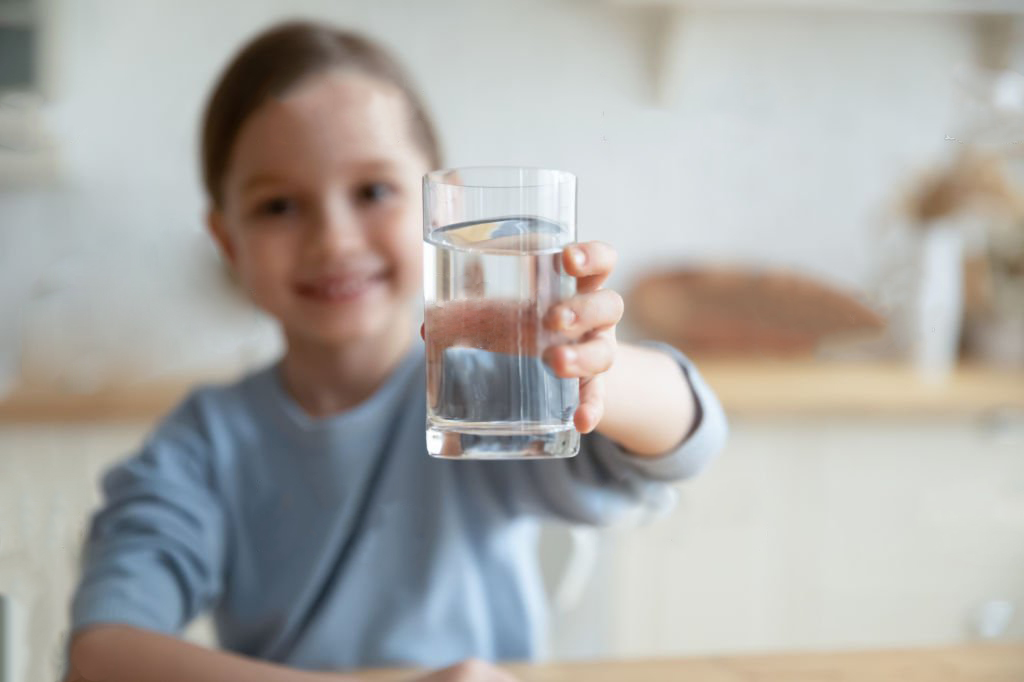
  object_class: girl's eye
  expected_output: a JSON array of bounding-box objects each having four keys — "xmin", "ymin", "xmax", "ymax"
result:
[
  {"xmin": 356, "ymin": 182, "xmax": 396, "ymax": 205},
  {"xmin": 257, "ymin": 197, "xmax": 297, "ymax": 217}
]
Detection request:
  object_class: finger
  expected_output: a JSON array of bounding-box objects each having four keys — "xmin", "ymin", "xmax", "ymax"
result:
[
  {"xmin": 575, "ymin": 376, "xmax": 605, "ymax": 433},
  {"xmin": 543, "ymin": 334, "xmax": 616, "ymax": 379},
  {"xmin": 544, "ymin": 288, "xmax": 623, "ymax": 339},
  {"xmin": 563, "ymin": 241, "xmax": 617, "ymax": 292}
]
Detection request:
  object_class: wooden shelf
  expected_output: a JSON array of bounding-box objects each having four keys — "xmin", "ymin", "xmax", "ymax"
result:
[
  {"xmin": 695, "ymin": 360, "xmax": 1024, "ymax": 417},
  {"xmin": 0, "ymin": 361, "xmax": 1021, "ymax": 423},
  {"xmin": 600, "ymin": 0, "xmax": 1022, "ymax": 105},
  {"xmin": 605, "ymin": 0, "xmax": 1024, "ymax": 14}
]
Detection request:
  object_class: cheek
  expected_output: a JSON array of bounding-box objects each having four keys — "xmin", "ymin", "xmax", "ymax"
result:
[
  {"xmin": 378, "ymin": 212, "xmax": 424, "ymax": 289},
  {"xmin": 235, "ymin": 234, "xmax": 295, "ymax": 289},
  {"xmin": 396, "ymin": 222, "xmax": 424, "ymax": 287}
]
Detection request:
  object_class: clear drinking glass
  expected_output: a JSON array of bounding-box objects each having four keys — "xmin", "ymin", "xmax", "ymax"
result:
[{"xmin": 423, "ymin": 167, "xmax": 580, "ymax": 459}]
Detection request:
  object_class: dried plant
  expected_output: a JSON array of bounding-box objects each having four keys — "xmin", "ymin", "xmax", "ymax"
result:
[{"xmin": 903, "ymin": 151, "xmax": 1024, "ymax": 227}]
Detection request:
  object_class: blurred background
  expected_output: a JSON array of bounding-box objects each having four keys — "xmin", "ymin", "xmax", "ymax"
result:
[{"xmin": 1, "ymin": 0, "xmax": 1024, "ymax": 680}]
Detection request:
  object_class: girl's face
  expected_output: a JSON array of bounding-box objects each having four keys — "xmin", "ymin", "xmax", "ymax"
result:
[{"xmin": 209, "ymin": 71, "xmax": 430, "ymax": 350}]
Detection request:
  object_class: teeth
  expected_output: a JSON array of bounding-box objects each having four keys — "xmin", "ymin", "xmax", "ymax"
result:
[{"xmin": 299, "ymin": 273, "xmax": 383, "ymax": 300}]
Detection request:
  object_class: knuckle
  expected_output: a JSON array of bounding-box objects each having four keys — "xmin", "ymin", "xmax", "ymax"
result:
[
  {"xmin": 609, "ymin": 290, "xmax": 624, "ymax": 317},
  {"xmin": 592, "ymin": 336, "xmax": 615, "ymax": 365},
  {"xmin": 568, "ymin": 297, "xmax": 584, "ymax": 319},
  {"xmin": 596, "ymin": 289, "xmax": 623, "ymax": 319}
]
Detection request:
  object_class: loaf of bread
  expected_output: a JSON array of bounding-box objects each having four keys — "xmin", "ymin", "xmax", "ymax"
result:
[{"xmin": 627, "ymin": 267, "xmax": 885, "ymax": 357}]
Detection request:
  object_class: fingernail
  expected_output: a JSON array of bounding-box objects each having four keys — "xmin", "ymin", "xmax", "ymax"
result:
[
  {"xmin": 559, "ymin": 307, "xmax": 576, "ymax": 329},
  {"xmin": 570, "ymin": 247, "xmax": 586, "ymax": 268}
]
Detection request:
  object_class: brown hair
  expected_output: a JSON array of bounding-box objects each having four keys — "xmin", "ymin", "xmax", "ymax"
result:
[{"xmin": 200, "ymin": 20, "xmax": 442, "ymax": 207}]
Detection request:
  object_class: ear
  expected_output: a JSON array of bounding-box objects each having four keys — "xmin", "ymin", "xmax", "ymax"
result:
[{"xmin": 207, "ymin": 209, "xmax": 237, "ymax": 266}]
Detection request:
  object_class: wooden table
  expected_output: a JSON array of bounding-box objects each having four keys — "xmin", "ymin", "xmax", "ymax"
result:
[{"xmin": 358, "ymin": 643, "xmax": 1024, "ymax": 681}]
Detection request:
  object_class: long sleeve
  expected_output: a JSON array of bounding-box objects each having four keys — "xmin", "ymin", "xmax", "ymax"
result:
[
  {"xmin": 487, "ymin": 343, "xmax": 728, "ymax": 525},
  {"xmin": 70, "ymin": 395, "xmax": 227, "ymax": 636}
]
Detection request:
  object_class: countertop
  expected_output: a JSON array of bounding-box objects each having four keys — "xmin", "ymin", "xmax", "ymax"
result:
[{"xmin": 1, "ymin": 361, "xmax": 1021, "ymax": 423}]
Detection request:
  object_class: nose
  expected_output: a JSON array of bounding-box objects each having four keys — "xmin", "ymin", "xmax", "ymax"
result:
[{"xmin": 308, "ymin": 193, "xmax": 367, "ymax": 260}]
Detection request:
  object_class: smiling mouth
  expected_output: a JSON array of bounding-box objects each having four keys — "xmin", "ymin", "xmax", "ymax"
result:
[{"xmin": 294, "ymin": 273, "xmax": 388, "ymax": 303}]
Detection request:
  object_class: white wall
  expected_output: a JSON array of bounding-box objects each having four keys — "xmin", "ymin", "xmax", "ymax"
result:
[{"xmin": 0, "ymin": 0, "xmax": 976, "ymax": 388}]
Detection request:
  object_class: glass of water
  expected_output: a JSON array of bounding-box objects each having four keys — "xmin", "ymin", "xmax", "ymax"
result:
[{"xmin": 423, "ymin": 167, "xmax": 580, "ymax": 459}]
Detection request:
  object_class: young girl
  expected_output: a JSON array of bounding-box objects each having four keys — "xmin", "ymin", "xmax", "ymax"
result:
[{"xmin": 65, "ymin": 20, "xmax": 727, "ymax": 682}]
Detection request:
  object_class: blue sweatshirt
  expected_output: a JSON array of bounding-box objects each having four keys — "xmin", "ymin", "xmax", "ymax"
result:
[{"xmin": 70, "ymin": 341, "xmax": 727, "ymax": 670}]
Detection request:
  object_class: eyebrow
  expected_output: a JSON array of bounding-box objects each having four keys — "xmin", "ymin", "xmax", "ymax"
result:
[{"xmin": 241, "ymin": 174, "xmax": 287, "ymax": 193}]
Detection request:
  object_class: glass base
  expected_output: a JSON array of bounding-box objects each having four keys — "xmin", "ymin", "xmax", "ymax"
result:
[{"xmin": 426, "ymin": 421, "xmax": 580, "ymax": 460}]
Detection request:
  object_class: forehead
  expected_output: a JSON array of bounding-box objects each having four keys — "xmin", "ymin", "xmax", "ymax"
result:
[{"xmin": 228, "ymin": 71, "xmax": 423, "ymax": 182}]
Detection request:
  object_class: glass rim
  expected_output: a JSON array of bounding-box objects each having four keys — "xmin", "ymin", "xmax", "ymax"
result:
[{"xmin": 424, "ymin": 165, "xmax": 576, "ymax": 190}]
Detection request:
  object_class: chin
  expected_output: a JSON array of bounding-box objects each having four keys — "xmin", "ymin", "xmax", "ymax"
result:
[{"xmin": 298, "ymin": 312, "xmax": 404, "ymax": 347}]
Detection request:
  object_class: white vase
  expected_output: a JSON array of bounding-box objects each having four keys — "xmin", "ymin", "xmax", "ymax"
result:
[{"xmin": 911, "ymin": 221, "xmax": 965, "ymax": 382}]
